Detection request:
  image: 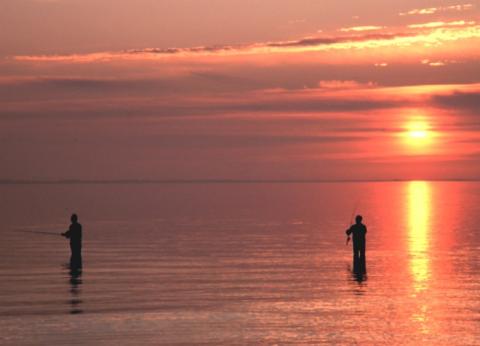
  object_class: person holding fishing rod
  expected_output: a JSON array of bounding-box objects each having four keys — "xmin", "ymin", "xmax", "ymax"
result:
[
  {"xmin": 62, "ymin": 214, "xmax": 82, "ymax": 268},
  {"xmin": 346, "ymin": 215, "xmax": 367, "ymax": 274}
]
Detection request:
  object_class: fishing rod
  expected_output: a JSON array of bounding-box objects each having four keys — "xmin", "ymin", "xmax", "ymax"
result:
[
  {"xmin": 14, "ymin": 229, "xmax": 61, "ymax": 236},
  {"xmin": 346, "ymin": 200, "xmax": 360, "ymax": 245}
]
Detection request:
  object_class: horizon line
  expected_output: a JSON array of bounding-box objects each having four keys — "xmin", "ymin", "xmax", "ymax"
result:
[{"xmin": 0, "ymin": 178, "xmax": 479, "ymax": 185}]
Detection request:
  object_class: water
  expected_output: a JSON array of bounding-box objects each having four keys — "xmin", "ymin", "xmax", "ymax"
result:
[{"xmin": 1, "ymin": 181, "xmax": 480, "ymax": 345}]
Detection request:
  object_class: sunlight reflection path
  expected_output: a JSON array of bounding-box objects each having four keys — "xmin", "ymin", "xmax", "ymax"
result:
[{"xmin": 408, "ymin": 181, "xmax": 432, "ymax": 292}]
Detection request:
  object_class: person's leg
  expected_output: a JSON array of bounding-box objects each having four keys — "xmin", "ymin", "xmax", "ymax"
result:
[
  {"xmin": 353, "ymin": 243, "xmax": 360, "ymax": 273},
  {"xmin": 71, "ymin": 243, "xmax": 82, "ymax": 269},
  {"xmin": 359, "ymin": 242, "xmax": 366, "ymax": 274},
  {"xmin": 70, "ymin": 243, "xmax": 75, "ymax": 263}
]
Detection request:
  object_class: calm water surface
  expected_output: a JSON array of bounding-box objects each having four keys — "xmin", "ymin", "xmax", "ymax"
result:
[{"xmin": 1, "ymin": 182, "xmax": 480, "ymax": 345}]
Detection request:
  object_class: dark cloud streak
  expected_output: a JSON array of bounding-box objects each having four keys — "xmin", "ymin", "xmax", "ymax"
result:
[
  {"xmin": 265, "ymin": 32, "xmax": 414, "ymax": 48},
  {"xmin": 432, "ymin": 91, "xmax": 480, "ymax": 113}
]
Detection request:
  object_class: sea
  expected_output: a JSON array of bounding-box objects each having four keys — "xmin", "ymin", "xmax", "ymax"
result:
[{"xmin": 1, "ymin": 181, "xmax": 479, "ymax": 345}]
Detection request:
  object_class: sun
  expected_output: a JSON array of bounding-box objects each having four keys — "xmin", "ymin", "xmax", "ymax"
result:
[
  {"xmin": 403, "ymin": 120, "xmax": 434, "ymax": 149},
  {"xmin": 408, "ymin": 130, "xmax": 428, "ymax": 138},
  {"xmin": 408, "ymin": 124, "xmax": 428, "ymax": 140}
]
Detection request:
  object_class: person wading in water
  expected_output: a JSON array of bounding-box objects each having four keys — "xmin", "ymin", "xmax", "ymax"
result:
[
  {"xmin": 346, "ymin": 215, "xmax": 367, "ymax": 274},
  {"xmin": 62, "ymin": 214, "xmax": 82, "ymax": 269}
]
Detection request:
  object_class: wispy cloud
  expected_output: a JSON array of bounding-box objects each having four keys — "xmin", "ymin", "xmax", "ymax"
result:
[
  {"xmin": 408, "ymin": 20, "xmax": 475, "ymax": 29},
  {"xmin": 340, "ymin": 25, "xmax": 385, "ymax": 32},
  {"xmin": 317, "ymin": 80, "xmax": 375, "ymax": 89},
  {"xmin": 421, "ymin": 59, "xmax": 447, "ymax": 67},
  {"xmin": 12, "ymin": 32, "xmax": 414, "ymax": 62},
  {"xmin": 140, "ymin": 134, "xmax": 368, "ymax": 149},
  {"xmin": 20, "ymin": 34, "xmax": 402, "ymax": 62},
  {"xmin": 12, "ymin": 22, "xmax": 480, "ymax": 64},
  {"xmin": 400, "ymin": 4, "xmax": 474, "ymax": 16},
  {"xmin": 288, "ymin": 19, "xmax": 306, "ymax": 25},
  {"xmin": 259, "ymin": 33, "xmax": 409, "ymax": 48}
]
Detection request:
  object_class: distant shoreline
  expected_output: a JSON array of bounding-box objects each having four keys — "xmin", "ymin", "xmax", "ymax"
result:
[{"xmin": 0, "ymin": 179, "xmax": 478, "ymax": 185}]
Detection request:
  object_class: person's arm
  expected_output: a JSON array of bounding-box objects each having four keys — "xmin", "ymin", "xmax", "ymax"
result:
[
  {"xmin": 62, "ymin": 226, "xmax": 72, "ymax": 238},
  {"xmin": 346, "ymin": 226, "xmax": 352, "ymax": 236}
]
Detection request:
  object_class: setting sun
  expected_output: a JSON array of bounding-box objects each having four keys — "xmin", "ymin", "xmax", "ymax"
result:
[
  {"xmin": 408, "ymin": 121, "xmax": 429, "ymax": 135},
  {"xmin": 409, "ymin": 129, "xmax": 427, "ymax": 139},
  {"xmin": 403, "ymin": 120, "xmax": 434, "ymax": 148}
]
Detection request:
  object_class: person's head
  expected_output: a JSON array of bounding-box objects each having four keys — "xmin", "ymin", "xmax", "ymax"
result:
[
  {"xmin": 355, "ymin": 215, "xmax": 363, "ymax": 224},
  {"xmin": 71, "ymin": 214, "xmax": 78, "ymax": 223}
]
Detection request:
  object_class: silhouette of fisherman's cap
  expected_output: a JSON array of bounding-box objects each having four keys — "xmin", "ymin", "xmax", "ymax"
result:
[
  {"xmin": 355, "ymin": 215, "xmax": 363, "ymax": 223},
  {"xmin": 71, "ymin": 214, "xmax": 78, "ymax": 222}
]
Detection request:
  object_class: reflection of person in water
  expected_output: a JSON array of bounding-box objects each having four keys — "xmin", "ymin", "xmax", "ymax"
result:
[
  {"xmin": 62, "ymin": 214, "xmax": 82, "ymax": 268},
  {"xmin": 346, "ymin": 215, "xmax": 367, "ymax": 274},
  {"xmin": 68, "ymin": 266, "xmax": 83, "ymax": 314}
]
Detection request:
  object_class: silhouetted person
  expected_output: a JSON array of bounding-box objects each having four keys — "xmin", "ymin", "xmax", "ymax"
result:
[
  {"xmin": 346, "ymin": 215, "xmax": 367, "ymax": 274},
  {"xmin": 62, "ymin": 214, "xmax": 82, "ymax": 269}
]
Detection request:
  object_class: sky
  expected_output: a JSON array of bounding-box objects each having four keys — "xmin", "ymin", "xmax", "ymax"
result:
[{"xmin": 1, "ymin": 0, "xmax": 479, "ymax": 181}]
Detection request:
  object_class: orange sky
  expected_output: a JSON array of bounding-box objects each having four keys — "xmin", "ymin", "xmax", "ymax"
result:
[{"xmin": 0, "ymin": 0, "xmax": 479, "ymax": 180}]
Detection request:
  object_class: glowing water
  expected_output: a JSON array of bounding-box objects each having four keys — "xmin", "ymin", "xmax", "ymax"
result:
[{"xmin": 0, "ymin": 182, "xmax": 479, "ymax": 344}]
